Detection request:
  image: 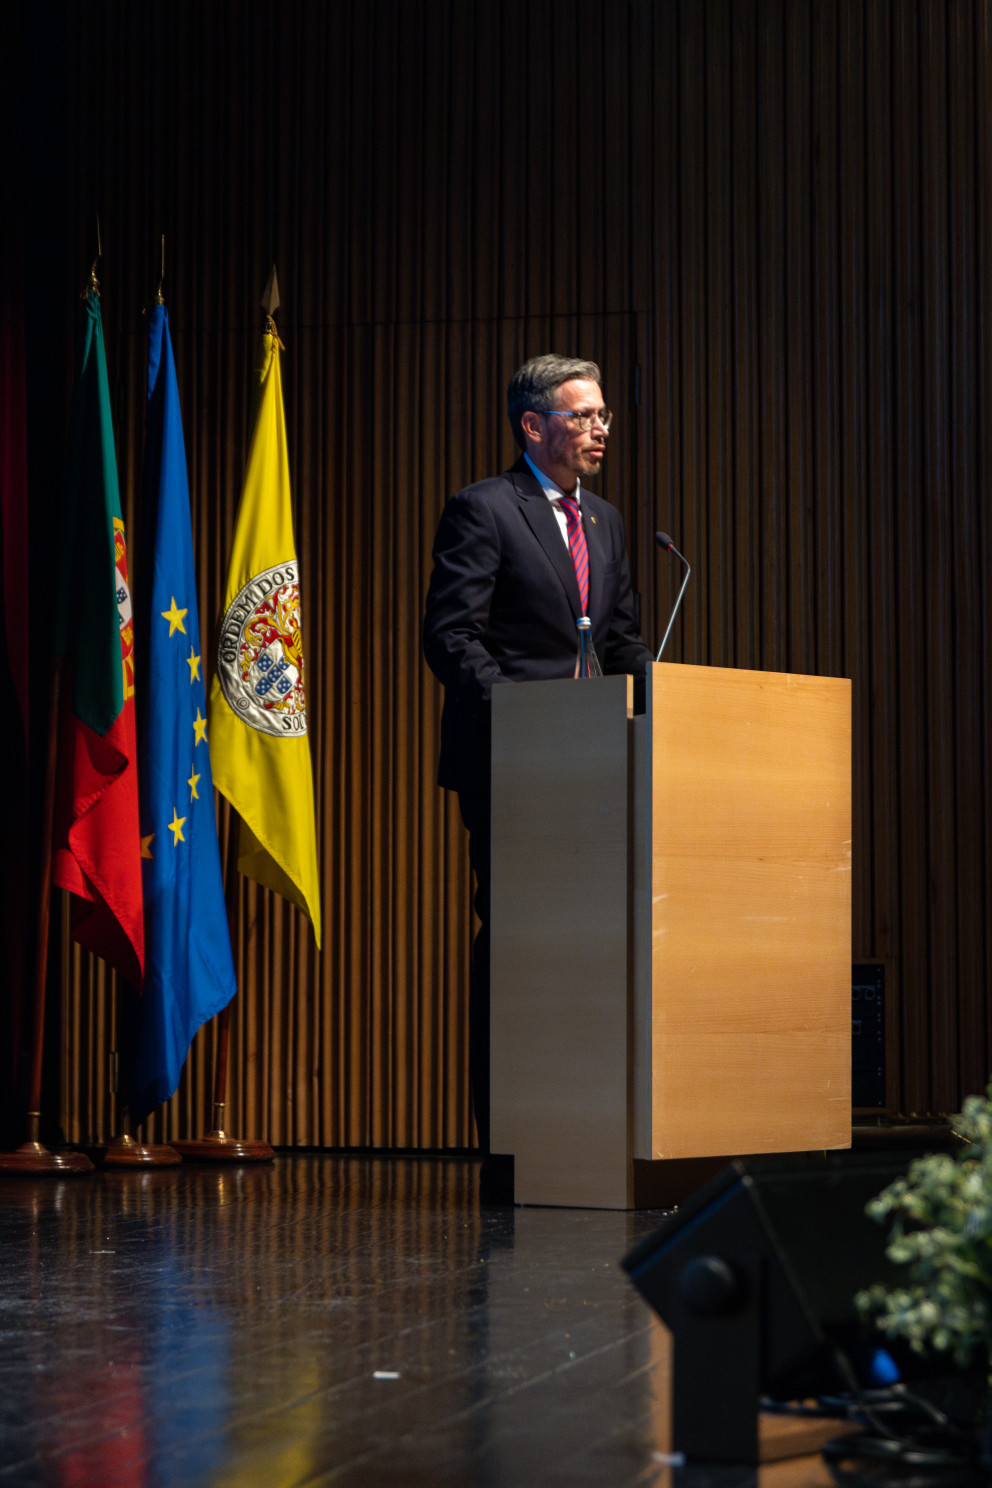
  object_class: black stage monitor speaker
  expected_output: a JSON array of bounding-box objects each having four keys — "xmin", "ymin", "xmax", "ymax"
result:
[{"xmin": 621, "ymin": 1151, "xmax": 918, "ymax": 1464}]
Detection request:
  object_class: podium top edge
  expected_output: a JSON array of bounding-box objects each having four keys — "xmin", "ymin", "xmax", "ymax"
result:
[{"xmin": 649, "ymin": 661, "xmax": 851, "ymax": 687}]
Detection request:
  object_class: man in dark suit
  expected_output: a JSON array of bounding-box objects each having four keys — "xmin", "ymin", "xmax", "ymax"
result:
[{"xmin": 423, "ymin": 354, "xmax": 653, "ymax": 1162}]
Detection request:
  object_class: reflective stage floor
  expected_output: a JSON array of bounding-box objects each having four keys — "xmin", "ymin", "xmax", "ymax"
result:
[{"xmin": 0, "ymin": 1154, "xmax": 682, "ymax": 1488}]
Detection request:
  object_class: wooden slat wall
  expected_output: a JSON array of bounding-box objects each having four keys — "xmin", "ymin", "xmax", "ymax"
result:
[{"xmin": 27, "ymin": 0, "xmax": 991, "ymax": 1143}]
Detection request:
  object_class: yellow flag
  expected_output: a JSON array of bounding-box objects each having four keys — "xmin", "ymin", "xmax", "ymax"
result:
[{"xmin": 209, "ymin": 325, "xmax": 321, "ymax": 945}]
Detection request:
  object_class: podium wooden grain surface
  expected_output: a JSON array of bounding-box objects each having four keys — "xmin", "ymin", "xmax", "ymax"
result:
[{"xmin": 640, "ymin": 663, "xmax": 852, "ymax": 1162}]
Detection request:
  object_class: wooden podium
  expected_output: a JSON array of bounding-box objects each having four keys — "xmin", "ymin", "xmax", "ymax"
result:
[{"xmin": 490, "ymin": 662, "xmax": 852, "ymax": 1208}]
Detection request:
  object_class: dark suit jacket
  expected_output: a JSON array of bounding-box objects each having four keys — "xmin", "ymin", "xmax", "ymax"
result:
[{"xmin": 423, "ymin": 455, "xmax": 653, "ymax": 794}]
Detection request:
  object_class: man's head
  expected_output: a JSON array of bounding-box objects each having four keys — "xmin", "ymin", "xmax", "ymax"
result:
[{"xmin": 507, "ymin": 354, "xmax": 611, "ymax": 493}]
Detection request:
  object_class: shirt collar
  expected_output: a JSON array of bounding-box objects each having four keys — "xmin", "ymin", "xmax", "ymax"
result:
[{"xmin": 524, "ymin": 452, "xmax": 581, "ymax": 505}]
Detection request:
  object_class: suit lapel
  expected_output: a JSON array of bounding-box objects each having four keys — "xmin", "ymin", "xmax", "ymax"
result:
[{"xmin": 510, "ymin": 462, "xmax": 582, "ymax": 616}]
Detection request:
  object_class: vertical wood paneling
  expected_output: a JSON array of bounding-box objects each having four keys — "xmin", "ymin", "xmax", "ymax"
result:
[
  {"xmin": 837, "ymin": 0, "xmax": 868, "ymax": 960},
  {"xmin": 679, "ymin": 0, "xmax": 709, "ymax": 665},
  {"xmin": 705, "ymin": 2, "xmax": 735, "ymax": 666},
  {"xmin": 918, "ymin": 0, "xmax": 954, "ymax": 1108},
  {"xmin": 644, "ymin": 0, "xmax": 681, "ymax": 657},
  {"xmin": 945, "ymin": 0, "xmax": 986, "ymax": 1102},
  {"xmin": 31, "ymin": 0, "xmax": 992, "ymax": 1145},
  {"xmin": 785, "ymin": 2, "xmax": 815, "ymax": 675},
  {"xmin": 756, "ymin": 2, "xmax": 789, "ymax": 676},
  {"xmin": 890, "ymin": 2, "xmax": 929, "ymax": 1110},
  {"xmin": 811, "ymin": 0, "xmax": 842, "ymax": 682},
  {"xmin": 730, "ymin": 1, "xmax": 761, "ymax": 671},
  {"xmin": 863, "ymin": 0, "xmax": 898, "ymax": 1005},
  {"xmin": 971, "ymin": 0, "xmax": 992, "ymax": 1104}
]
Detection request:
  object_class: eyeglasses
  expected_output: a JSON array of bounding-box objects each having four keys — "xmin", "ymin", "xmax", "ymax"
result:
[{"xmin": 542, "ymin": 408, "xmax": 613, "ymax": 433}]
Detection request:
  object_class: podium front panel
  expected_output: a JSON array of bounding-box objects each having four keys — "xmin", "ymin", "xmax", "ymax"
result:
[
  {"xmin": 642, "ymin": 663, "xmax": 851, "ymax": 1159},
  {"xmin": 490, "ymin": 676, "xmax": 633, "ymax": 1208}
]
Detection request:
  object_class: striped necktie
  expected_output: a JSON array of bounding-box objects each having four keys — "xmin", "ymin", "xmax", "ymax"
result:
[{"xmin": 557, "ymin": 496, "xmax": 590, "ymax": 615}]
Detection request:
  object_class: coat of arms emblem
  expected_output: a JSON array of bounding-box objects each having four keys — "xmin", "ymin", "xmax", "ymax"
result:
[
  {"xmin": 216, "ymin": 562, "xmax": 308, "ymax": 736},
  {"xmin": 114, "ymin": 517, "xmax": 135, "ymax": 701}
]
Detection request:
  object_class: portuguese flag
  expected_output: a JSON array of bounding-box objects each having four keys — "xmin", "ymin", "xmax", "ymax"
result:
[{"xmin": 51, "ymin": 287, "xmax": 144, "ymax": 988}]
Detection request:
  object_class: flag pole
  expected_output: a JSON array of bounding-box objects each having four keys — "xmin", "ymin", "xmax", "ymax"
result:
[
  {"xmin": 102, "ymin": 247, "xmax": 182, "ymax": 1167},
  {"xmin": 171, "ymin": 853, "xmax": 274, "ymax": 1162},
  {"xmin": 0, "ymin": 654, "xmax": 92, "ymax": 1173},
  {"xmin": 171, "ymin": 269, "xmax": 278, "ymax": 1164},
  {"xmin": 107, "ymin": 248, "xmax": 241, "ymax": 1163},
  {"xmin": 170, "ymin": 1015, "xmax": 276, "ymax": 1162},
  {"xmin": 0, "ymin": 260, "xmax": 111, "ymax": 1175}
]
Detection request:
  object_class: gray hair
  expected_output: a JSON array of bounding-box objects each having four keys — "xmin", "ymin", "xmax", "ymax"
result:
[{"xmin": 507, "ymin": 354, "xmax": 602, "ymax": 449}]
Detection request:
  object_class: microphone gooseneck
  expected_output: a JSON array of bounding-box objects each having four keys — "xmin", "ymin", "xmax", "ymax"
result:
[{"xmin": 655, "ymin": 532, "xmax": 691, "ymax": 662}]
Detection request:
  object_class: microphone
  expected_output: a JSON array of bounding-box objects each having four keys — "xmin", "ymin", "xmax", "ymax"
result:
[{"xmin": 655, "ymin": 531, "xmax": 691, "ymax": 662}]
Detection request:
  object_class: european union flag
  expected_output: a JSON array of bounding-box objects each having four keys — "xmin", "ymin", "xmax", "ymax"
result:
[{"xmin": 127, "ymin": 303, "xmax": 236, "ymax": 1124}]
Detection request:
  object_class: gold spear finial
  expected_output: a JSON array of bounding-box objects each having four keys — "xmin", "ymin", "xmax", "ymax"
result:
[
  {"xmin": 155, "ymin": 234, "xmax": 166, "ymax": 305},
  {"xmin": 262, "ymin": 263, "xmax": 280, "ymax": 318},
  {"xmin": 262, "ymin": 265, "xmax": 284, "ymax": 346},
  {"xmin": 84, "ymin": 214, "xmax": 102, "ymax": 300}
]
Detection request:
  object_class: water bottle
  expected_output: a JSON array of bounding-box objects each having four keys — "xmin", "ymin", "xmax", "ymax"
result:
[{"xmin": 574, "ymin": 616, "xmax": 603, "ymax": 678}]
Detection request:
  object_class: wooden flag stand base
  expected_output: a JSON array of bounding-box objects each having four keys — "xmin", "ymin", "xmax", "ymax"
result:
[
  {"xmin": 171, "ymin": 1007, "xmax": 274, "ymax": 1163},
  {"xmin": 99, "ymin": 1024, "xmax": 184, "ymax": 1167},
  {"xmin": 171, "ymin": 1122, "xmax": 275, "ymax": 1163},
  {"xmin": 102, "ymin": 1132, "xmax": 183, "ymax": 1167},
  {"xmin": 101, "ymin": 1108, "xmax": 182, "ymax": 1168},
  {"xmin": 0, "ymin": 1114, "xmax": 93, "ymax": 1176}
]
